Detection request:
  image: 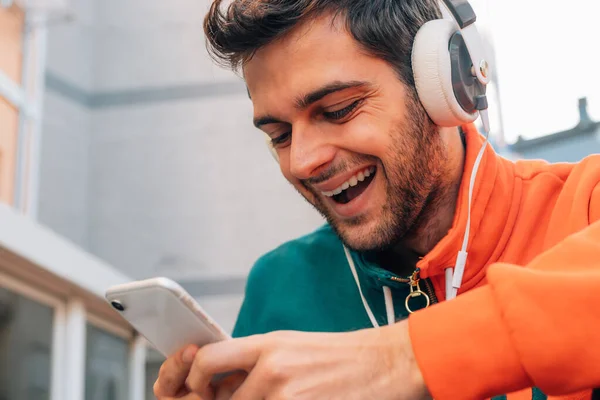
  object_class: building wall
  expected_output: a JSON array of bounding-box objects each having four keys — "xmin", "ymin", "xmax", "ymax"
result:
[
  {"xmin": 86, "ymin": 0, "xmax": 325, "ymax": 284},
  {"xmin": 0, "ymin": 4, "xmax": 24, "ymax": 205},
  {"xmin": 513, "ymin": 132, "xmax": 600, "ymax": 163},
  {"xmin": 37, "ymin": 0, "xmax": 96, "ymax": 248},
  {"xmin": 87, "ymin": 0, "xmax": 324, "ymax": 328},
  {"xmin": 92, "ymin": 0, "xmax": 233, "ymax": 91},
  {"xmin": 45, "ymin": 0, "xmax": 96, "ymax": 92},
  {"xmin": 89, "ymin": 94, "xmax": 324, "ymax": 282},
  {"xmin": 38, "ymin": 91, "xmax": 92, "ymax": 248},
  {"xmin": 39, "ymin": 0, "xmax": 324, "ymax": 329}
]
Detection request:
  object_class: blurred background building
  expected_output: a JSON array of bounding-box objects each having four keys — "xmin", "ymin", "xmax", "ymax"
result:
[{"xmin": 0, "ymin": 0, "xmax": 598, "ymax": 399}]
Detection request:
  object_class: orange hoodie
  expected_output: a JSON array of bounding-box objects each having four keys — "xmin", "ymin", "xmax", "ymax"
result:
[{"xmin": 409, "ymin": 123, "xmax": 600, "ymax": 399}]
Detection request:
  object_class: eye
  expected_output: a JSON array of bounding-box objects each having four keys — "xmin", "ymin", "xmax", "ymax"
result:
[
  {"xmin": 271, "ymin": 131, "xmax": 291, "ymax": 148},
  {"xmin": 323, "ymin": 99, "xmax": 362, "ymax": 121}
]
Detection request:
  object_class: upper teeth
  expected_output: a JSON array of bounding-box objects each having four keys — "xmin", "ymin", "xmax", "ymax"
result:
[{"xmin": 322, "ymin": 167, "xmax": 376, "ymax": 197}]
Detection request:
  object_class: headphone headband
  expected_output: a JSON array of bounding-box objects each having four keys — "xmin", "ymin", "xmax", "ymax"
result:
[{"xmin": 441, "ymin": 0, "xmax": 476, "ymax": 28}]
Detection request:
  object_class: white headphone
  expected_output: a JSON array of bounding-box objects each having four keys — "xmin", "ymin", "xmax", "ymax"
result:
[
  {"xmin": 413, "ymin": 0, "xmax": 491, "ymax": 131},
  {"xmin": 263, "ymin": 0, "xmax": 491, "ymax": 161}
]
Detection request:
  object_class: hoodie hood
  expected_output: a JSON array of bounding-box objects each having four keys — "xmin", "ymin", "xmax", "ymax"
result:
[{"xmin": 416, "ymin": 123, "xmax": 520, "ymax": 299}]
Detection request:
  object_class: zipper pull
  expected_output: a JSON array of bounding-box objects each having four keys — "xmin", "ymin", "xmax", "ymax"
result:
[{"xmin": 405, "ymin": 268, "xmax": 431, "ymax": 314}]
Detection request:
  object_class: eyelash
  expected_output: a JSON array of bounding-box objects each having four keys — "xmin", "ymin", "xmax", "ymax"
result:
[
  {"xmin": 271, "ymin": 133, "xmax": 291, "ymax": 146},
  {"xmin": 270, "ymin": 99, "xmax": 363, "ymax": 147},
  {"xmin": 323, "ymin": 99, "xmax": 362, "ymax": 120}
]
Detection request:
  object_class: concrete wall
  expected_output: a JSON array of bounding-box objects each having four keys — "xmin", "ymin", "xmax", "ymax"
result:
[
  {"xmin": 85, "ymin": 0, "xmax": 324, "ymax": 284},
  {"xmin": 89, "ymin": 94, "xmax": 323, "ymax": 282},
  {"xmin": 38, "ymin": 91, "xmax": 91, "ymax": 248},
  {"xmin": 38, "ymin": 0, "xmax": 96, "ymax": 248},
  {"xmin": 39, "ymin": 0, "xmax": 324, "ymax": 328},
  {"xmin": 513, "ymin": 131, "xmax": 600, "ymax": 163},
  {"xmin": 92, "ymin": 0, "xmax": 234, "ymax": 91}
]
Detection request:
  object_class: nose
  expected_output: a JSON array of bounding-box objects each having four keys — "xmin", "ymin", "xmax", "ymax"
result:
[{"xmin": 288, "ymin": 124, "xmax": 336, "ymax": 181}]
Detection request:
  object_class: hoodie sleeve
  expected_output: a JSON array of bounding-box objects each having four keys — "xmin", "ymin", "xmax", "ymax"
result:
[{"xmin": 408, "ymin": 218, "xmax": 600, "ymax": 399}]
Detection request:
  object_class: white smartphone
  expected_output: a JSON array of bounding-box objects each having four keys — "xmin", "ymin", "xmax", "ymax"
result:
[{"xmin": 105, "ymin": 277, "xmax": 230, "ymax": 358}]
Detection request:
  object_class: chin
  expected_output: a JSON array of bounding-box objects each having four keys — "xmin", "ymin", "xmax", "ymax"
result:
[{"xmin": 330, "ymin": 213, "xmax": 391, "ymax": 252}]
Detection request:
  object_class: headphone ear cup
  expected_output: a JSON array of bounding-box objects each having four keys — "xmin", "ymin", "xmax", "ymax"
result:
[
  {"xmin": 264, "ymin": 132, "xmax": 280, "ymax": 162},
  {"xmin": 412, "ymin": 19, "xmax": 478, "ymax": 127}
]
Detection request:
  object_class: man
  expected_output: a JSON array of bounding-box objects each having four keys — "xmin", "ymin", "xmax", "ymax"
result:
[{"xmin": 154, "ymin": 0, "xmax": 600, "ymax": 399}]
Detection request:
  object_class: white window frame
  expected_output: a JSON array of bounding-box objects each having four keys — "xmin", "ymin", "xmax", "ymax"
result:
[
  {"xmin": 15, "ymin": 14, "xmax": 47, "ymax": 219},
  {"xmin": 87, "ymin": 313, "xmax": 147, "ymax": 400},
  {"xmin": 0, "ymin": 201, "xmax": 143, "ymax": 399},
  {"xmin": 0, "ymin": 270, "xmax": 66, "ymax": 400},
  {"xmin": 130, "ymin": 336, "xmax": 148, "ymax": 400},
  {"xmin": 0, "ymin": 69, "xmax": 36, "ymax": 118},
  {"xmin": 0, "ymin": 272, "xmax": 147, "ymax": 400},
  {"xmin": 0, "ymin": 4, "xmax": 47, "ymax": 219}
]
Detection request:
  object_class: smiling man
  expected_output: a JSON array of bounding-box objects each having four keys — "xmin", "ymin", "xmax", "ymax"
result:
[{"xmin": 154, "ymin": 0, "xmax": 600, "ymax": 399}]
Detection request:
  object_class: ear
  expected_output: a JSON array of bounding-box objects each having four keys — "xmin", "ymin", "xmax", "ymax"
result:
[{"xmin": 412, "ymin": 19, "xmax": 478, "ymax": 127}]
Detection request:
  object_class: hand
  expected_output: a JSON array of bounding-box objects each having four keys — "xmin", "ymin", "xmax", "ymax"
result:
[
  {"xmin": 184, "ymin": 321, "xmax": 431, "ymax": 400},
  {"xmin": 153, "ymin": 345, "xmax": 247, "ymax": 400}
]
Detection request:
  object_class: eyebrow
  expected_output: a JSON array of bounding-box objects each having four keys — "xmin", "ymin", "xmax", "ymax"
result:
[
  {"xmin": 296, "ymin": 80, "xmax": 368, "ymax": 110},
  {"xmin": 253, "ymin": 80, "xmax": 369, "ymax": 128},
  {"xmin": 253, "ymin": 115, "xmax": 284, "ymax": 128}
]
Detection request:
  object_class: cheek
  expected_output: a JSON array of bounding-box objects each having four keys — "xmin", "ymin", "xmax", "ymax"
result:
[{"xmin": 338, "ymin": 113, "xmax": 392, "ymax": 157}]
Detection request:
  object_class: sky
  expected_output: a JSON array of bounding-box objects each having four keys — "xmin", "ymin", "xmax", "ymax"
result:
[{"xmin": 468, "ymin": 0, "xmax": 600, "ymax": 144}]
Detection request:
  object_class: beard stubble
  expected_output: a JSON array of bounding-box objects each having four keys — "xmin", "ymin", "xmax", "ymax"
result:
[{"xmin": 300, "ymin": 96, "xmax": 448, "ymax": 252}]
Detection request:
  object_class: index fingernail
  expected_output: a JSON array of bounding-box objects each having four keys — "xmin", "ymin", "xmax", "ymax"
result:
[{"xmin": 182, "ymin": 346, "xmax": 196, "ymax": 363}]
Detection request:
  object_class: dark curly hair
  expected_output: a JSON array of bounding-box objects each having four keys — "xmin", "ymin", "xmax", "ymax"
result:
[{"xmin": 203, "ymin": 0, "xmax": 442, "ymax": 89}]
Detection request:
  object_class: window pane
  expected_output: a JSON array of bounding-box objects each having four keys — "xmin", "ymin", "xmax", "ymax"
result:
[
  {"xmin": 85, "ymin": 324, "xmax": 129, "ymax": 400},
  {"xmin": 144, "ymin": 348, "xmax": 165, "ymax": 400},
  {"xmin": 0, "ymin": 5, "xmax": 24, "ymax": 84},
  {"xmin": 0, "ymin": 4, "xmax": 24, "ymax": 206},
  {"xmin": 0, "ymin": 97, "xmax": 18, "ymax": 205},
  {"xmin": 0, "ymin": 286, "xmax": 54, "ymax": 400}
]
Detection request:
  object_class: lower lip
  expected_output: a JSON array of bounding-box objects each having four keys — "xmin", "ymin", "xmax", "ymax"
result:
[{"xmin": 325, "ymin": 173, "xmax": 377, "ymax": 218}]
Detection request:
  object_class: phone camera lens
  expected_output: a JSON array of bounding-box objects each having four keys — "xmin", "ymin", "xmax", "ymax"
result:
[{"xmin": 111, "ymin": 301, "xmax": 125, "ymax": 312}]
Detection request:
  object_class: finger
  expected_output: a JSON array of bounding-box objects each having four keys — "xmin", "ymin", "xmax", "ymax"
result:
[
  {"xmin": 154, "ymin": 345, "xmax": 199, "ymax": 397},
  {"xmin": 214, "ymin": 372, "xmax": 247, "ymax": 400},
  {"xmin": 186, "ymin": 336, "xmax": 262, "ymax": 396},
  {"xmin": 229, "ymin": 366, "xmax": 268, "ymax": 400},
  {"xmin": 159, "ymin": 393, "xmax": 203, "ymax": 400}
]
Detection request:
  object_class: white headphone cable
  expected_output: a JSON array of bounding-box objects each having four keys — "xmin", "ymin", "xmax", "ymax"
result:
[{"xmin": 447, "ymin": 124, "xmax": 490, "ymax": 300}]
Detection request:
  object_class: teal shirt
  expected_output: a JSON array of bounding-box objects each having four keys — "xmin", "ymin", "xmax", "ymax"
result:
[
  {"xmin": 232, "ymin": 224, "xmax": 549, "ymax": 400},
  {"xmin": 232, "ymin": 224, "xmax": 427, "ymax": 337}
]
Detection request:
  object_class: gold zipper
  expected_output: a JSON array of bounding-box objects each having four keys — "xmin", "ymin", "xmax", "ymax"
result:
[
  {"xmin": 389, "ymin": 276, "xmax": 410, "ymax": 284},
  {"xmin": 422, "ymin": 278, "xmax": 438, "ymax": 305},
  {"xmin": 404, "ymin": 268, "xmax": 431, "ymax": 314},
  {"xmin": 388, "ymin": 269, "xmax": 438, "ymax": 313}
]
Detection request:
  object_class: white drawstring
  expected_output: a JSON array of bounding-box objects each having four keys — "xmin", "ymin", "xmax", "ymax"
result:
[
  {"xmin": 344, "ymin": 245, "xmax": 396, "ymax": 327},
  {"xmin": 382, "ymin": 286, "xmax": 395, "ymax": 326},
  {"xmin": 344, "ymin": 245, "xmax": 381, "ymax": 328},
  {"xmin": 445, "ymin": 267, "xmax": 453, "ymax": 299}
]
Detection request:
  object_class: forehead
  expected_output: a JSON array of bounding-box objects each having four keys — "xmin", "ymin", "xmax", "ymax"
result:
[{"xmin": 243, "ymin": 14, "xmax": 388, "ymax": 111}]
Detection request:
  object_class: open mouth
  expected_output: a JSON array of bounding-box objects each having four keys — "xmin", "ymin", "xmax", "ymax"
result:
[{"xmin": 321, "ymin": 166, "xmax": 377, "ymax": 205}]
